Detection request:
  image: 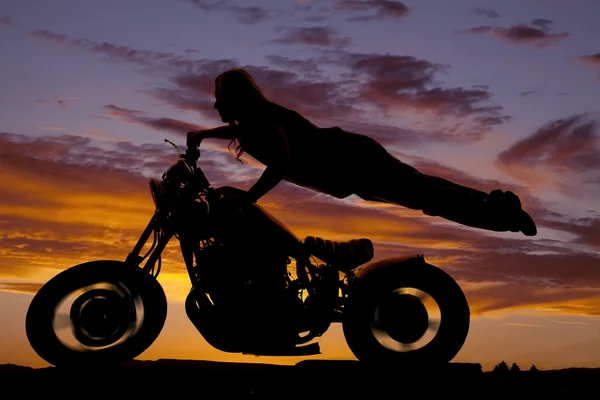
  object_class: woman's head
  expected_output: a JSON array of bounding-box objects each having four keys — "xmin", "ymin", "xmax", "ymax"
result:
[{"xmin": 214, "ymin": 68, "xmax": 266, "ymax": 124}]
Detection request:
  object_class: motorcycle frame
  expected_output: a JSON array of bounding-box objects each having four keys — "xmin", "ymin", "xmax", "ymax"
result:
[
  {"xmin": 122, "ymin": 203, "xmax": 358, "ymax": 327},
  {"xmin": 120, "ymin": 150, "xmax": 363, "ymax": 334}
]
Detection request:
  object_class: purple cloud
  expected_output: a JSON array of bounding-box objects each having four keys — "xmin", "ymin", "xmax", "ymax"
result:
[
  {"xmin": 576, "ymin": 53, "xmax": 600, "ymax": 65},
  {"xmin": 28, "ymin": 29, "xmax": 511, "ymax": 145},
  {"xmin": 333, "ymin": 0, "xmax": 410, "ymax": 21},
  {"xmin": 496, "ymin": 114, "xmax": 600, "ymax": 172},
  {"xmin": 55, "ymin": 96, "xmax": 68, "ymax": 109},
  {"xmin": 2, "ymin": 131, "xmax": 600, "ymax": 315},
  {"xmin": 574, "ymin": 53, "xmax": 600, "ymax": 79},
  {"xmin": 471, "ymin": 7, "xmax": 501, "ymax": 19},
  {"xmin": 272, "ymin": 26, "xmax": 352, "ymax": 48},
  {"xmin": 187, "ymin": 0, "xmax": 275, "ymax": 25},
  {"xmin": 328, "ymin": 51, "xmax": 511, "ymax": 136},
  {"xmin": 531, "ymin": 18, "xmax": 554, "ymax": 31},
  {"xmin": 457, "ymin": 19, "xmax": 570, "ymax": 48},
  {"xmin": 103, "ymin": 104, "xmax": 206, "ymax": 136},
  {"xmin": 495, "ymin": 113, "xmax": 600, "ymax": 196}
]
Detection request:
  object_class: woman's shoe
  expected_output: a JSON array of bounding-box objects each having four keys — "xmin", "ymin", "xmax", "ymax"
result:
[{"xmin": 488, "ymin": 190, "xmax": 537, "ymax": 236}]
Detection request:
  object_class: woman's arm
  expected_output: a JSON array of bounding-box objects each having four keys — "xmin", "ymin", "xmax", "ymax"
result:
[
  {"xmin": 189, "ymin": 124, "xmax": 291, "ymax": 203},
  {"xmin": 187, "ymin": 125, "xmax": 240, "ymax": 146},
  {"xmin": 246, "ymin": 126, "xmax": 291, "ymax": 203}
]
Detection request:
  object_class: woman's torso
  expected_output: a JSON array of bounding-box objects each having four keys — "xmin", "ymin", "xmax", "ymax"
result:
[{"xmin": 237, "ymin": 101, "xmax": 386, "ymax": 197}]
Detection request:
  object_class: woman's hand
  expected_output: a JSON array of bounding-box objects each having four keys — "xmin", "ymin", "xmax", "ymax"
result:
[{"xmin": 186, "ymin": 130, "xmax": 203, "ymax": 148}]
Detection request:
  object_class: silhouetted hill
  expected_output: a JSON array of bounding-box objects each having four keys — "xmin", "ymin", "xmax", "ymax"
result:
[{"xmin": 1, "ymin": 359, "xmax": 598, "ymax": 397}]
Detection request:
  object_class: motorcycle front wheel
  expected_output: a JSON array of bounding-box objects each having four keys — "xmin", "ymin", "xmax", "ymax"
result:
[
  {"xmin": 25, "ymin": 260, "xmax": 167, "ymax": 368},
  {"xmin": 342, "ymin": 260, "xmax": 470, "ymax": 366}
]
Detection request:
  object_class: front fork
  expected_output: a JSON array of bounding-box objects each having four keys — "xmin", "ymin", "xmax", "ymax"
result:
[
  {"xmin": 125, "ymin": 210, "xmax": 203, "ymax": 308},
  {"xmin": 179, "ymin": 236, "xmax": 199, "ymax": 284},
  {"xmin": 125, "ymin": 211, "xmax": 174, "ymax": 276}
]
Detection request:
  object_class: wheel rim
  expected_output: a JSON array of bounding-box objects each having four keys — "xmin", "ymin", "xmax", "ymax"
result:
[
  {"xmin": 52, "ymin": 282, "xmax": 144, "ymax": 352},
  {"xmin": 371, "ymin": 287, "xmax": 441, "ymax": 352}
]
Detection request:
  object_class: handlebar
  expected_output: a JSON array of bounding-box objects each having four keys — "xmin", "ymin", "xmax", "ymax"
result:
[
  {"xmin": 182, "ymin": 146, "xmax": 200, "ymax": 165},
  {"xmin": 164, "ymin": 137, "xmax": 200, "ymax": 165}
]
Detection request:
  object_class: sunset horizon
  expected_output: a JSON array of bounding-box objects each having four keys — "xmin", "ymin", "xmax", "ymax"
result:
[{"xmin": 1, "ymin": 0, "xmax": 600, "ymax": 372}]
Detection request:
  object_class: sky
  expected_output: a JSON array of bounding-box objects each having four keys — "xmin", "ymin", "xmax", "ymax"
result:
[{"xmin": 1, "ymin": 0, "xmax": 600, "ymax": 371}]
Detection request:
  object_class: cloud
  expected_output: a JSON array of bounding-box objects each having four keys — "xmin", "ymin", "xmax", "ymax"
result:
[
  {"xmin": 0, "ymin": 133, "xmax": 170, "ymax": 277},
  {"xmin": 495, "ymin": 114, "xmax": 600, "ymax": 196},
  {"xmin": 28, "ymin": 29, "xmax": 510, "ymax": 144},
  {"xmin": 227, "ymin": 5, "xmax": 273, "ymax": 24},
  {"xmin": 15, "ymin": 27, "xmax": 600, "ymax": 316},
  {"xmin": 55, "ymin": 95, "xmax": 68, "ymax": 109},
  {"xmin": 0, "ymin": 131, "xmax": 248, "ymax": 279},
  {"xmin": 538, "ymin": 216, "xmax": 600, "ymax": 251},
  {"xmin": 0, "ymin": 16, "xmax": 10, "ymax": 26},
  {"xmin": 574, "ymin": 53, "xmax": 600, "ymax": 78},
  {"xmin": 290, "ymin": 199, "xmax": 600, "ymax": 316},
  {"xmin": 0, "ymin": 282, "xmax": 44, "ymax": 295},
  {"xmin": 34, "ymin": 95, "xmax": 70, "ymax": 109},
  {"xmin": 28, "ymin": 30, "xmax": 191, "ymax": 71},
  {"xmin": 576, "ymin": 53, "xmax": 600, "ymax": 65},
  {"xmin": 3, "ymin": 130, "xmax": 600, "ymax": 315},
  {"xmin": 265, "ymin": 55, "xmax": 324, "ymax": 78},
  {"xmin": 453, "ymin": 251, "xmax": 600, "ymax": 293},
  {"xmin": 187, "ymin": 0, "xmax": 275, "ymax": 25},
  {"xmin": 332, "ymin": 0, "xmax": 410, "ymax": 21},
  {"xmin": 149, "ymin": 87, "xmax": 218, "ymax": 120},
  {"xmin": 402, "ymin": 154, "xmax": 532, "ymax": 196},
  {"xmin": 272, "ymin": 26, "xmax": 352, "ymax": 48},
  {"xmin": 512, "ymin": 115, "xmax": 599, "ymax": 168},
  {"xmin": 0, "ymin": 131, "xmax": 172, "ymax": 186},
  {"xmin": 462, "ymin": 281, "xmax": 600, "ymax": 315},
  {"xmin": 103, "ymin": 104, "xmax": 206, "ymax": 135},
  {"xmin": 367, "ymin": 149, "xmax": 600, "ymax": 242},
  {"xmin": 292, "ymin": 1, "xmax": 331, "ymax": 21},
  {"xmin": 457, "ymin": 19, "xmax": 570, "ymax": 48},
  {"xmin": 519, "ymin": 85, "xmax": 546, "ymax": 97},
  {"xmin": 154, "ymin": 60, "xmax": 475, "ymax": 146},
  {"xmin": 293, "ymin": 0, "xmax": 410, "ymax": 23},
  {"xmin": 531, "ymin": 18, "xmax": 554, "ymax": 31},
  {"xmin": 471, "ymin": 7, "xmax": 500, "ymax": 19},
  {"xmin": 518, "ymin": 85, "xmax": 568, "ymax": 98},
  {"xmin": 325, "ymin": 51, "xmax": 511, "ymax": 136},
  {"xmin": 159, "ymin": 64, "xmax": 365, "ymax": 128}
]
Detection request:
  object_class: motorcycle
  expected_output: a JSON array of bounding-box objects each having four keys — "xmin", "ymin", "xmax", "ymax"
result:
[{"xmin": 25, "ymin": 139, "xmax": 470, "ymax": 368}]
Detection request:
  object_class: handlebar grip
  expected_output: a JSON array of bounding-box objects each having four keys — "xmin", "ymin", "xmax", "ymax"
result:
[{"xmin": 184, "ymin": 147, "xmax": 200, "ymax": 160}]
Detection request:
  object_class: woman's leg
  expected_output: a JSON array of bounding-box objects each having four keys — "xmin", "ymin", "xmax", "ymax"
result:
[{"xmin": 354, "ymin": 154, "xmax": 537, "ymax": 236}]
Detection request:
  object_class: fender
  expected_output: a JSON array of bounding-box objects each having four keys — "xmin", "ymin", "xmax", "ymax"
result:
[{"xmin": 354, "ymin": 254, "xmax": 426, "ymax": 279}]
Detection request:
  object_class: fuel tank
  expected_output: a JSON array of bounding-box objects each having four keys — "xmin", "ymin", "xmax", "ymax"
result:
[{"xmin": 212, "ymin": 186, "xmax": 304, "ymax": 257}]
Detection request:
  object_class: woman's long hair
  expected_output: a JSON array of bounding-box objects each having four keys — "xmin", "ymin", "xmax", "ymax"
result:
[{"xmin": 214, "ymin": 68, "xmax": 268, "ymax": 162}]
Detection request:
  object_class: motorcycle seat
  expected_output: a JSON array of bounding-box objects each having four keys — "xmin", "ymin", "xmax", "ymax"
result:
[{"xmin": 303, "ymin": 236, "xmax": 374, "ymax": 271}]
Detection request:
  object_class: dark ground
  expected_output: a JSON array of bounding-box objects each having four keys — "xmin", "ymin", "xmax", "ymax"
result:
[{"xmin": 1, "ymin": 359, "xmax": 599, "ymax": 397}]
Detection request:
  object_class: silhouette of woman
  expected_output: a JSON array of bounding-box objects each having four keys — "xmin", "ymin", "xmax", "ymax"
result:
[{"xmin": 187, "ymin": 68, "xmax": 537, "ymax": 236}]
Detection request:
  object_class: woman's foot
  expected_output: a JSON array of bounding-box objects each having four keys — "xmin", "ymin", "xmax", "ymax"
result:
[
  {"xmin": 487, "ymin": 190, "xmax": 537, "ymax": 236},
  {"xmin": 517, "ymin": 209, "xmax": 537, "ymax": 236}
]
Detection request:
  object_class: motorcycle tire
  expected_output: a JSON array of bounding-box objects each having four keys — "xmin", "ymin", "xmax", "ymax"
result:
[
  {"xmin": 342, "ymin": 260, "xmax": 470, "ymax": 366},
  {"xmin": 25, "ymin": 260, "xmax": 167, "ymax": 369}
]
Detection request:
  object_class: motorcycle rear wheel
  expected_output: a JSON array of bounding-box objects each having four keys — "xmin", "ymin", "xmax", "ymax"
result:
[
  {"xmin": 25, "ymin": 260, "xmax": 167, "ymax": 368},
  {"xmin": 342, "ymin": 261, "xmax": 470, "ymax": 366}
]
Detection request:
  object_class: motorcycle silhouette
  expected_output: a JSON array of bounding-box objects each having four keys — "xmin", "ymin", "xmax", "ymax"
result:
[{"xmin": 25, "ymin": 139, "xmax": 470, "ymax": 368}]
